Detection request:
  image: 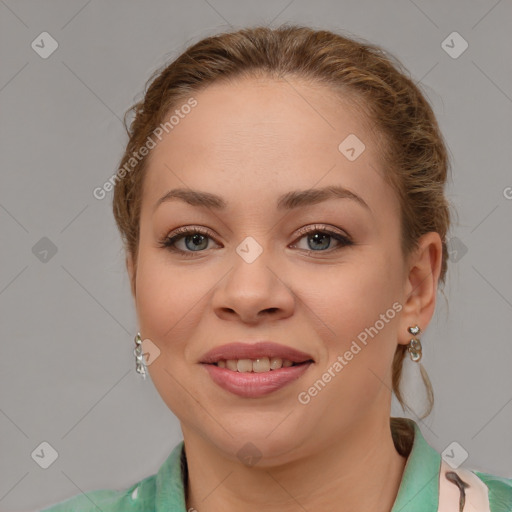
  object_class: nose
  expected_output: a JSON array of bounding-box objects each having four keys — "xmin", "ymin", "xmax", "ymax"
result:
[{"xmin": 212, "ymin": 253, "xmax": 295, "ymax": 325}]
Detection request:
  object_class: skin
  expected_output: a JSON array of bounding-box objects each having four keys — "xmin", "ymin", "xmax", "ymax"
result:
[{"xmin": 126, "ymin": 76, "xmax": 442, "ymax": 512}]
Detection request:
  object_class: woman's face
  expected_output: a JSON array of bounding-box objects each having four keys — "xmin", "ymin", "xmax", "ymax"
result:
[{"xmin": 129, "ymin": 76, "xmax": 428, "ymax": 463}]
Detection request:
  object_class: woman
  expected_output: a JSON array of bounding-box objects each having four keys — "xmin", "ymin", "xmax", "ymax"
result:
[{"xmin": 41, "ymin": 24, "xmax": 512, "ymax": 512}]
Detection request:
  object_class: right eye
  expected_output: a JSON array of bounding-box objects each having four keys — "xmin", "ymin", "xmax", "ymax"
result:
[{"xmin": 158, "ymin": 227, "xmax": 221, "ymax": 256}]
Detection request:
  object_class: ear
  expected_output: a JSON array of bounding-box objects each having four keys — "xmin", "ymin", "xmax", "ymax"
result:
[
  {"xmin": 398, "ymin": 232, "xmax": 443, "ymax": 346},
  {"xmin": 126, "ymin": 253, "xmax": 136, "ymax": 298}
]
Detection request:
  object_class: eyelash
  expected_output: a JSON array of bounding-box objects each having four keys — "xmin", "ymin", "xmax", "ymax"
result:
[{"xmin": 158, "ymin": 224, "xmax": 353, "ymax": 258}]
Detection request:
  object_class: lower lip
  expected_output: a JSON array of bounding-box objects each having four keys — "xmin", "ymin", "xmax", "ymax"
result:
[{"xmin": 201, "ymin": 362, "xmax": 313, "ymax": 398}]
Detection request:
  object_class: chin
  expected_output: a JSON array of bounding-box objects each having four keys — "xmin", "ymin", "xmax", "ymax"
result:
[{"xmin": 201, "ymin": 426, "xmax": 310, "ymax": 468}]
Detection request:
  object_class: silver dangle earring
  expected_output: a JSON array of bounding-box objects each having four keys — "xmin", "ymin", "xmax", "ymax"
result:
[
  {"xmin": 407, "ymin": 325, "xmax": 422, "ymax": 362},
  {"xmin": 134, "ymin": 332, "xmax": 147, "ymax": 379}
]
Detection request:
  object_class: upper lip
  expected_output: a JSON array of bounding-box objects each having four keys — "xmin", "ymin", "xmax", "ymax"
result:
[{"xmin": 199, "ymin": 341, "xmax": 315, "ymax": 364}]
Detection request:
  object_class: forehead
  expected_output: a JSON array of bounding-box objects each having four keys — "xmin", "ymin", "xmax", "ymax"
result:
[
  {"xmin": 153, "ymin": 76, "xmax": 376, "ymax": 157},
  {"xmin": 141, "ymin": 76, "xmax": 393, "ymax": 213}
]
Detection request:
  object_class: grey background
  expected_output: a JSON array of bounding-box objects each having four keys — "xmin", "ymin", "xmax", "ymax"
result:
[{"xmin": 0, "ymin": 1, "xmax": 511, "ymax": 510}]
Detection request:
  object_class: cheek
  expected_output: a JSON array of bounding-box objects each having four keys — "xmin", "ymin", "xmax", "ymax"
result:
[
  {"xmin": 297, "ymin": 256, "xmax": 402, "ymax": 420},
  {"xmin": 304, "ymin": 251, "xmax": 403, "ymax": 403},
  {"xmin": 134, "ymin": 250, "xmax": 205, "ymax": 347},
  {"xmin": 308, "ymin": 255, "xmax": 401, "ymax": 341},
  {"xmin": 133, "ymin": 251, "xmax": 206, "ymax": 416}
]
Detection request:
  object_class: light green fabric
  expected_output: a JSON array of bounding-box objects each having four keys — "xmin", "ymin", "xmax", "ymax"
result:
[
  {"xmin": 40, "ymin": 418, "xmax": 512, "ymax": 511},
  {"xmin": 474, "ymin": 471, "xmax": 512, "ymax": 511}
]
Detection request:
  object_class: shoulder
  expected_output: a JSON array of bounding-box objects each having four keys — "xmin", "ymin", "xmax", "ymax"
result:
[
  {"xmin": 39, "ymin": 473, "xmax": 157, "ymax": 512},
  {"xmin": 392, "ymin": 418, "xmax": 512, "ymax": 512},
  {"xmin": 39, "ymin": 441, "xmax": 187, "ymax": 512},
  {"xmin": 438, "ymin": 458, "xmax": 512, "ymax": 512},
  {"xmin": 473, "ymin": 469, "xmax": 512, "ymax": 512}
]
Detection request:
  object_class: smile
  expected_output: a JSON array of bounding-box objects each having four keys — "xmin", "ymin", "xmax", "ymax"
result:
[
  {"xmin": 214, "ymin": 357, "xmax": 304, "ymax": 372},
  {"xmin": 201, "ymin": 360, "xmax": 314, "ymax": 398}
]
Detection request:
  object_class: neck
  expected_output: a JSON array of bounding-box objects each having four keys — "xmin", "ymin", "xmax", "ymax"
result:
[{"xmin": 182, "ymin": 417, "xmax": 409, "ymax": 512}]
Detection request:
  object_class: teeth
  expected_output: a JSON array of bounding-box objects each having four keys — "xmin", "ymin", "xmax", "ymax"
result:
[
  {"xmin": 226, "ymin": 359, "xmax": 238, "ymax": 371},
  {"xmin": 216, "ymin": 357, "xmax": 298, "ymax": 372},
  {"xmin": 237, "ymin": 359, "xmax": 253, "ymax": 372},
  {"xmin": 252, "ymin": 357, "xmax": 269, "ymax": 372},
  {"xmin": 270, "ymin": 357, "xmax": 283, "ymax": 370}
]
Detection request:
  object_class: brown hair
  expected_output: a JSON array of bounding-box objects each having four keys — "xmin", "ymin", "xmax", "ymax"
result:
[{"xmin": 113, "ymin": 24, "xmax": 452, "ymax": 441}]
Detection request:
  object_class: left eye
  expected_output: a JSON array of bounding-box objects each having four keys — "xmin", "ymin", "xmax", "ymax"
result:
[{"xmin": 291, "ymin": 226, "xmax": 353, "ymax": 252}]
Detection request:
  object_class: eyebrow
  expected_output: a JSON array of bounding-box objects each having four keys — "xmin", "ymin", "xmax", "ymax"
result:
[{"xmin": 153, "ymin": 185, "xmax": 371, "ymax": 213}]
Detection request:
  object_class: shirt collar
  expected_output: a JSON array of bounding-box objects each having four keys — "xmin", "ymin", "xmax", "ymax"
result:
[
  {"xmin": 391, "ymin": 418, "xmax": 441, "ymax": 511},
  {"xmin": 154, "ymin": 439, "xmax": 188, "ymax": 511},
  {"xmin": 154, "ymin": 418, "xmax": 441, "ymax": 511}
]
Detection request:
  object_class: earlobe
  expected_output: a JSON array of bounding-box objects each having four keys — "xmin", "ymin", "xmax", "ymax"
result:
[{"xmin": 398, "ymin": 232, "xmax": 443, "ymax": 345}]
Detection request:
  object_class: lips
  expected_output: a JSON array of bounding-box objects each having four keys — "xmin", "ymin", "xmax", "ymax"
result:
[
  {"xmin": 199, "ymin": 341, "xmax": 314, "ymax": 365},
  {"xmin": 203, "ymin": 361, "xmax": 313, "ymax": 398}
]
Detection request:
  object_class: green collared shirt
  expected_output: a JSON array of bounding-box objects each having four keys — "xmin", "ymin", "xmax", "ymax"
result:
[{"xmin": 40, "ymin": 419, "xmax": 512, "ymax": 511}]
